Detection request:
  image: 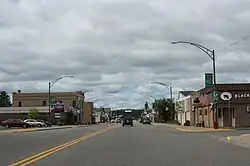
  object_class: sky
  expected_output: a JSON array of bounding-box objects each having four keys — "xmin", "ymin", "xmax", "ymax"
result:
[{"xmin": 0, "ymin": 0, "xmax": 250, "ymax": 109}]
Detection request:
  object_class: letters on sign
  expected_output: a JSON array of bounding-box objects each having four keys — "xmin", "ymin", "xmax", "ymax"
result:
[{"xmin": 234, "ymin": 93, "xmax": 250, "ymax": 98}]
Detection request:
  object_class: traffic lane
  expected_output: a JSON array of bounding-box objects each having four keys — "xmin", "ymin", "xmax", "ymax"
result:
[
  {"xmin": 0, "ymin": 124, "xmax": 115, "ymax": 166},
  {"xmin": 33, "ymin": 123, "xmax": 250, "ymax": 166}
]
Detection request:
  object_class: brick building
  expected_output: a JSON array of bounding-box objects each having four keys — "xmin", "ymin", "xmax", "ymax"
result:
[
  {"xmin": 12, "ymin": 90, "xmax": 85, "ymax": 111},
  {"xmin": 192, "ymin": 83, "xmax": 250, "ymax": 128}
]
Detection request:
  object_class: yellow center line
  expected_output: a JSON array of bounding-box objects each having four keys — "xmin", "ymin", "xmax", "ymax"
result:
[{"xmin": 10, "ymin": 126, "xmax": 117, "ymax": 166}]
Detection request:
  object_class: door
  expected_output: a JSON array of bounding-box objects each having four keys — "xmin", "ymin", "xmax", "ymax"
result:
[
  {"xmin": 232, "ymin": 108, "xmax": 235, "ymax": 127},
  {"xmin": 223, "ymin": 108, "xmax": 231, "ymax": 127}
]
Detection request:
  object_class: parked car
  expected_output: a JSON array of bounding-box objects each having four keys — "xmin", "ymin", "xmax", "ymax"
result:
[
  {"xmin": 1, "ymin": 119, "xmax": 30, "ymax": 128},
  {"xmin": 143, "ymin": 117, "xmax": 151, "ymax": 124},
  {"xmin": 115, "ymin": 118, "xmax": 122, "ymax": 123},
  {"xmin": 24, "ymin": 119, "xmax": 46, "ymax": 127},
  {"xmin": 36, "ymin": 119, "xmax": 51, "ymax": 127}
]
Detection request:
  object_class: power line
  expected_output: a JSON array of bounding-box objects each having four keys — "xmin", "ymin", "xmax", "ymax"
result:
[{"xmin": 217, "ymin": 34, "xmax": 250, "ymax": 52}]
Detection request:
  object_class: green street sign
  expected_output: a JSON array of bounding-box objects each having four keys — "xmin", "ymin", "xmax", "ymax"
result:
[
  {"xmin": 50, "ymin": 96, "xmax": 55, "ymax": 104},
  {"xmin": 205, "ymin": 73, "xmax": 213, "ymax": 88}
]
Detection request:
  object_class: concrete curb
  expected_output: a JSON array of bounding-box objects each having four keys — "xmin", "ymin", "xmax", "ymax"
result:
[
  {"xmin": 176, "ymin": 127, "xmax": 233, "ymax": 133},
  {"xmin": 0, "ymin": 126, "xmax": 74, "ymax": 133}
]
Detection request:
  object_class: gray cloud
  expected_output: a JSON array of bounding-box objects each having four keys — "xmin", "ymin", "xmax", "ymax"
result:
[{"xmin": 0, "ymin": 0, "xmax": 250, "ymax": 109}]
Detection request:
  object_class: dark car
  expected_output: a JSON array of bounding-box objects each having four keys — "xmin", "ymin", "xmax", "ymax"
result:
[
  {"xmin": 122, "ymin": 116, "xmax": 133, "ymax": 127},
  {"xmin": 1, "ymin": 119, "xmax": 30, "ymax": 128},
  {"xmin": 143, "ymin": 117, "xmax": 151, "ymax": 124}
]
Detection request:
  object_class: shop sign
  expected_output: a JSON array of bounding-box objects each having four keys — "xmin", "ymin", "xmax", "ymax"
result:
[{"xmin": 234, "ymin": 93, "xmax": 250, "ymax": 98}]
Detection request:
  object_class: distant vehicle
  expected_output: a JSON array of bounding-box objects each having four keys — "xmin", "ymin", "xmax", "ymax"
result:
[
  {"xmin": 24, "ymin": 119, "xmax": 46, "ymax": 127},
  {"xmin": 115, "ymin": 118, "xmax": 122, "ymax": 123},
  {"xmin": 122, "ymin": 115, "xmax": 133, "ymax": 127},
  {"xmin": 143, "ymin": 117, "xmax": 151, "ymax": 124},
  {"xmin": 1, "ymin": 119, "xmax": 30, "ymax": 128},
  {"xmin": 111, "ymin": 119, "xmax": 116, "ymax": 123}
]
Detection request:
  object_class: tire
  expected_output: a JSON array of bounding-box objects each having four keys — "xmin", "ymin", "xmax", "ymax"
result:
[
  {"xmin": 23, "ymin": 124, "xmax": 27, "ymax": 128},
  {"xmin": 37, "ymin": 124, "xmax": 42, "ymax": 127},
  {"xmin": 131, "ymin": 124, "xmax": 133, "ymax": 127},
  {"xmin": 5, "ymin": 125, "xmax": 10, "ymax": 128}
]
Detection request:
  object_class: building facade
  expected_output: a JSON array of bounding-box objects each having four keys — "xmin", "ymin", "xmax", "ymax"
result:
[
  {"xmin": 176, "ymin": 91, "xmax": 194, "ymax": 125},
  {"xmin": 192, "ymin": 83, "xmax": 250, "ymax": 128},
  {"xmin": 12, "ymin": 90, "xmax": 85, "ymax": 111}
]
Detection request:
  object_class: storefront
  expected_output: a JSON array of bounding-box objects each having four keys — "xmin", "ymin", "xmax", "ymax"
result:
[
  {"xmin": 217, "ymin": 84, "xmax": 250, "ymax": 128},
  {"xmin": 192, "ymin": 83, "xmax": 250, "ymax": 128}
]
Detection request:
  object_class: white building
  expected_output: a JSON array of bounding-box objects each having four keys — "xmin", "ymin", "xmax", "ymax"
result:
[{"xmin": 176, "ymin": 91, "xmax": 194, "ymax": 125}]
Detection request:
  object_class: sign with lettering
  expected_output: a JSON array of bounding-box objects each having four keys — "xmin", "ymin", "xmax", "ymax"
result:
[
  {"xmin": 51, "ymin": 102, "xmax": 64, "ymax": 113},
  {"xmin": 234, "ymin": 93, "xmax": 250, "ymax": 98}
]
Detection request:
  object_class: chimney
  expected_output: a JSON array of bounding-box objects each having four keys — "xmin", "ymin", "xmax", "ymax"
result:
[{"xmin": 17, "ymin": 90, "xmax": 21, "ymax": 93}]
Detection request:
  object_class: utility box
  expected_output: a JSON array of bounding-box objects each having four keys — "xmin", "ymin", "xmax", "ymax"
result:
[{"xmin": 83, "ymin": 102, "xmax": 93, "ymax": 124}]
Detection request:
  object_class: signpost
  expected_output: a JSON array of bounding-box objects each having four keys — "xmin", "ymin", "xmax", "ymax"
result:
[{"xmin": 205, "ymin": 73, "xmax": 213, "ymax": 88}]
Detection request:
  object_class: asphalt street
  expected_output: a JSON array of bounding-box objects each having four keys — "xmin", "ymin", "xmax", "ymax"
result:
[{"xmin": 1, "ymin": 122, "xmax": 250, "ymax": 166}]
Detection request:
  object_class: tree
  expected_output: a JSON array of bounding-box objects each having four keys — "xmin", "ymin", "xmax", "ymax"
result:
[
  {"xmin": 0, "ymin": 91, "xmax": 11, "ymax": 107},
  {"xmin": 153, "ymin": 98, "xmax": 175, "ymax": 122},
  {"xmin": 28, "ymin": 108, "xmax": 40, "ymax": 119}
]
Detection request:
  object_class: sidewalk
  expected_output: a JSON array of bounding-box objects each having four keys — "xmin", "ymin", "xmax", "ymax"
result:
[
  {"xmin": 222, "ymin": 134, "xmax": 250, "ymax": 148},
  {"xmin": 152, "ymin": 123, "xmax": 232, "ymax": 132}
]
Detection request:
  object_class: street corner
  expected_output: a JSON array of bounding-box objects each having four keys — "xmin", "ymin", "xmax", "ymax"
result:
[{"xmin": 175, "ymin": 127, "xmax": 233, "ymax": 133}]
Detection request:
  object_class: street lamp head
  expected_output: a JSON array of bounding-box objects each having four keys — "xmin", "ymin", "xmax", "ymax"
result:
[{"xmin": 170, "ymin": 41, "xmax": 178, "ymax": 44}]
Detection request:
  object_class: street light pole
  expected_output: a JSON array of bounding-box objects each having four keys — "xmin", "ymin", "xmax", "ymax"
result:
[
  {"xmin": 151, "ymin": 82, "xmax": 173, "ymax": 101},
  {"xmin": 171, "ymin": 41, "xmax": 217, "ymax": 126},
  {"xmin": 48, "ymin": 75, "xmax": 74, "ymax": 125},
  {"xmin": 151, "ymin": 82, "xmax": 174, "ymax": 121}
]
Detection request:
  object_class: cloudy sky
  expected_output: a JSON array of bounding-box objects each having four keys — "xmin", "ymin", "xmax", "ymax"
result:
[{"xmin": 0, "ymin": 0, "xmax": 250, "ymax": 109}]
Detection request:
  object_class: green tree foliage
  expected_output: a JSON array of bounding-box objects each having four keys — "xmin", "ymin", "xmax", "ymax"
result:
[
  {"xmin": 153, "ymin": 98, "xmax": 175, "ymax": 122},
  {"xmin": 0, "ymin": 91, "xmax": 12, "ymax": 107},
  {"xmin": 28, "ymin": 108, "xmax": 40, "ymax": 119}
]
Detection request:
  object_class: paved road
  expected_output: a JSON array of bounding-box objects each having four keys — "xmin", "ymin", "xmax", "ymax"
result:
[{"xmin": 1, "ymin": 122, "xmax": 250, "ymax": 166}]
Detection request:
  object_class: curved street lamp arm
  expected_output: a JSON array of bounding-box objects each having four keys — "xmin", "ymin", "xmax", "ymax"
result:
[
  {"xmin": 171, "ymin": 41, "xmax": 214, "ymax": 59},
  {"xmin": 151, "ymin": 82, "xmax": 172, "ymax": 90},
  {"xmin": 49, "ymin": 75, "xmax": 74, "ymax": 87},
  {"xmin": 50, "ymin": 77, "xmax": 63, "ymax": 87}
]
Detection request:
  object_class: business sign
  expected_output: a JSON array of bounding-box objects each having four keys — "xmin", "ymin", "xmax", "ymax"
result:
[
  {"xmin": 51, "ymin": 102, "xmax": 64, "ymax": 113},
  {"xmin": 220, "ymin": 92, "xmax": 232, "ymax": 101},
  {"xmin": 205, "ymin": 73, "xmax": 213, "ymax": 88},
  {"xmin": 54, "ymin": 113, "xmax": 61, "ymax": 119},
  {"xmin": 234, "ymin": 93, "xmax": 250, "ymax": 98}
]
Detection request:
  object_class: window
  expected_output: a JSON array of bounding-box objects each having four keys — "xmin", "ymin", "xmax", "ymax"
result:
[
  {"xmin": 18, "ymin": 101, "xmax": 22, "ymax": 107},
  {"xmin": 204, "ymin": 109, "xmax": 208, "ymax": 116},
  {"xmin": 199, "ymin": 110, "xmax": 202, "ymax": 115},
  {"xmin": 42, "ymin": 101, "xmax": 46, "ymax": 106},
  {"xmin": 218, "ymin": 108, "xmax": 221, "ymax": 118},
  {"xmin": 72, "ymin": 100, "xmax": 76, "ymax": 107}
]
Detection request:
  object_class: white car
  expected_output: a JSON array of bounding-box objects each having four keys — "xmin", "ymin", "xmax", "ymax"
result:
[{"xmin": 24, "ymin": 119, "xmax": 45, "ymax": 127}]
